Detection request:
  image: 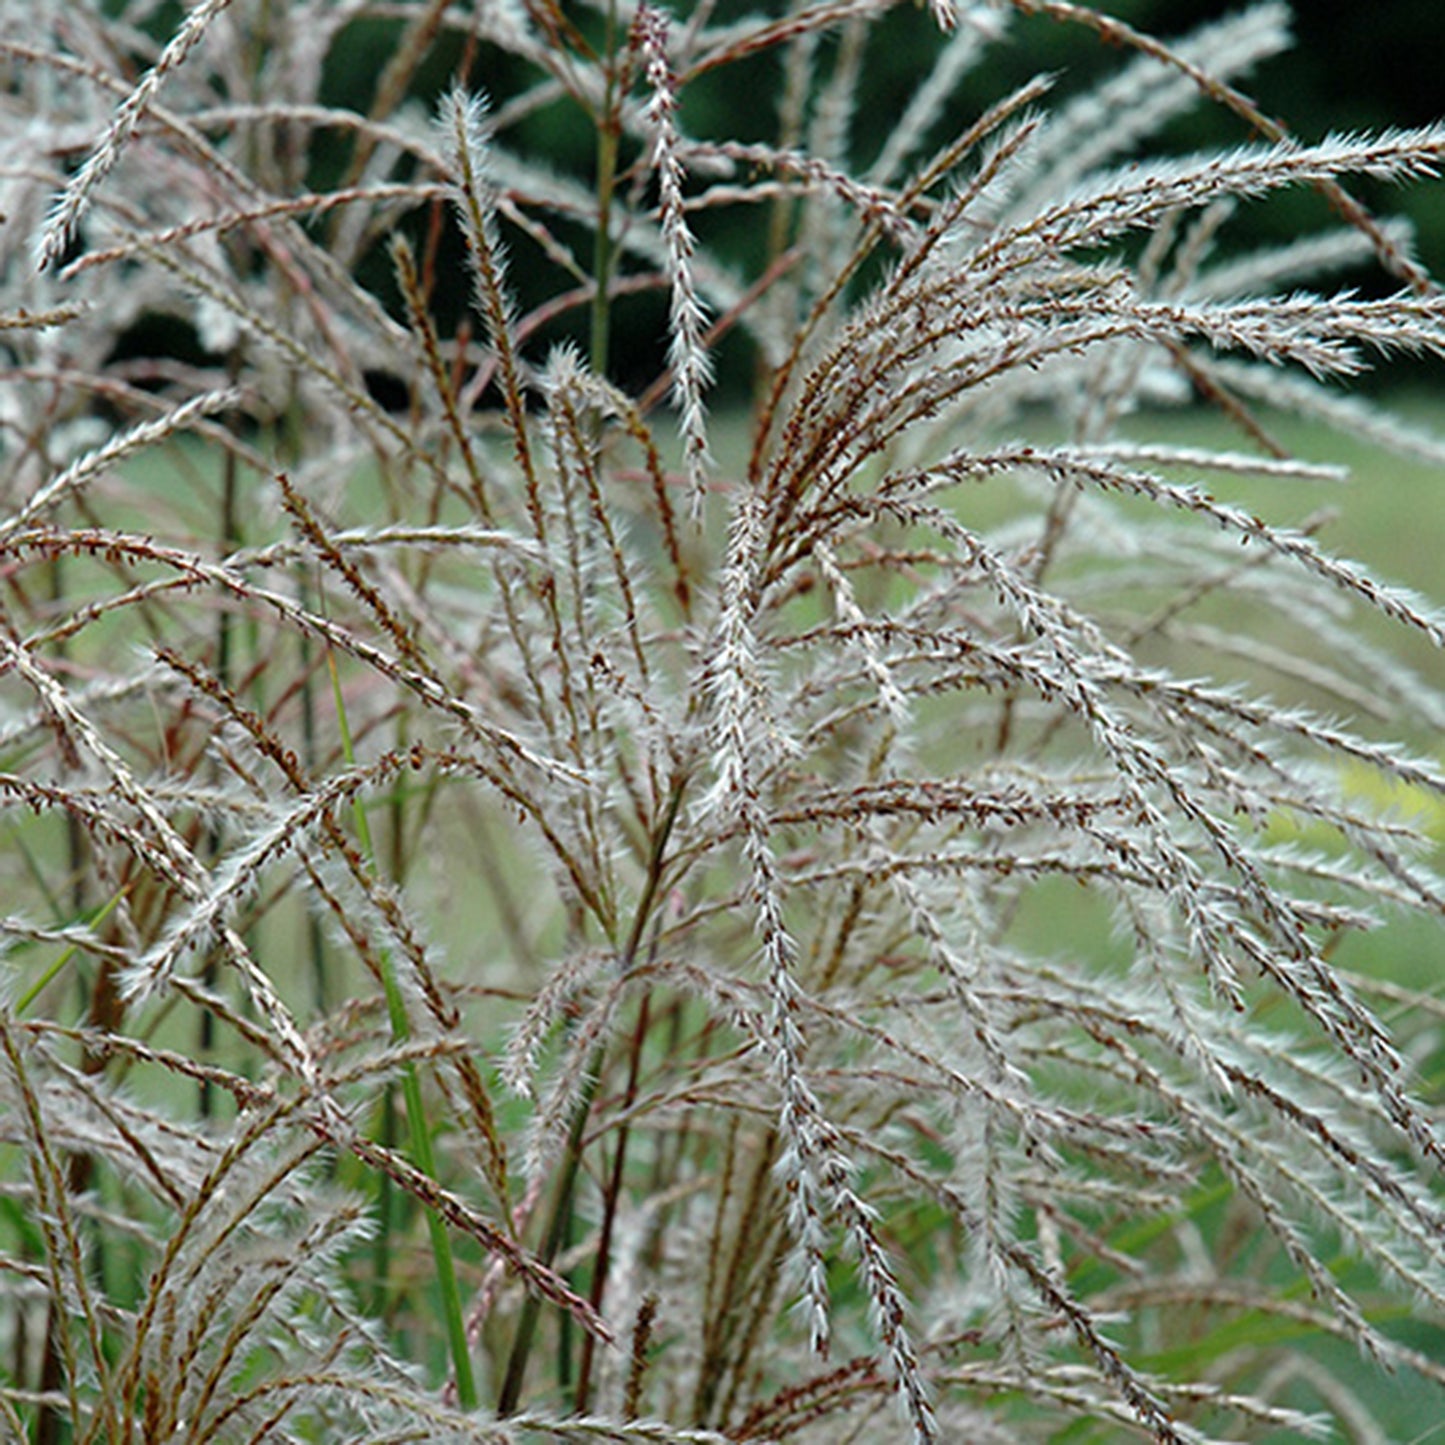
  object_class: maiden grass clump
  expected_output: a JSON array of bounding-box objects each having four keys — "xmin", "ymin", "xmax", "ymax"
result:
[{"xmin": 2, "ymin": 2, "xmax": 1445, "ymax": 1440}]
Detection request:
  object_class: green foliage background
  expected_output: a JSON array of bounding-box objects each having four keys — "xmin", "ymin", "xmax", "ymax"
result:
[{"xmin": 306, "ymin": 1, "xmax": 1445, "ymax": 401}]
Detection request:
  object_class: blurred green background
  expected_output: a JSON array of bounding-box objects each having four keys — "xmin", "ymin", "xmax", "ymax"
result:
[
  {"xmin": 117, "ymin": 2, "xmax": 1445, "ymax": 401},
  {"xmin": 350, "ymin": 0, "xmax": 1445, "ymax": 391}
]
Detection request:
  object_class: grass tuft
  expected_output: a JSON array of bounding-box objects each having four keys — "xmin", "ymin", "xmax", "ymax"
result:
[{"xmin": 2, "ymin": 3, "xmax": 1444, "ymax": 1440}]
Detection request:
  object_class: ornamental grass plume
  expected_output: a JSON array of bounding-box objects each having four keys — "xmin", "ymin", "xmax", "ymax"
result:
[{"xmin": 2, "ymin": 2, "xmax": 1445, "ymax": 1441}]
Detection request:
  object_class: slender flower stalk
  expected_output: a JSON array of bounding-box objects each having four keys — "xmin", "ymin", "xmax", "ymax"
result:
[{"xmin": 637, "ymin": 4, "xmax": 714, "ymax": 515}]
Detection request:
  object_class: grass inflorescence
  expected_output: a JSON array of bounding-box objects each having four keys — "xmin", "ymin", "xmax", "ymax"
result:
[{"xmin": 2, "ymin": 2, "xmax": 1444, "ymax": 1440}]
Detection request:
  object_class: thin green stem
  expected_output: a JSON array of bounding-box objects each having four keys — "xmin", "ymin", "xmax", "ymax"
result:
[
  {"xmin": 327, "ymin": 650, "xmax": 478, "ymax": 1411},
  {"xmin": 496, "ymin": 1057, "xmax": 602, "ymax": 1416},
  {"xmin": 497, "ymin": 773, "xmax": 687, "ymax": 1416},
  {"xmin": 573, "ymin": 985, "xmax": 651, "ymax": 1412},
  {"xmin": 498, "ymin": 11, "xmax": 627, "ymax": 1410},
  {"xmin": 15, "ymin": 887, "xmax": 130, "ymax": 1018}
]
